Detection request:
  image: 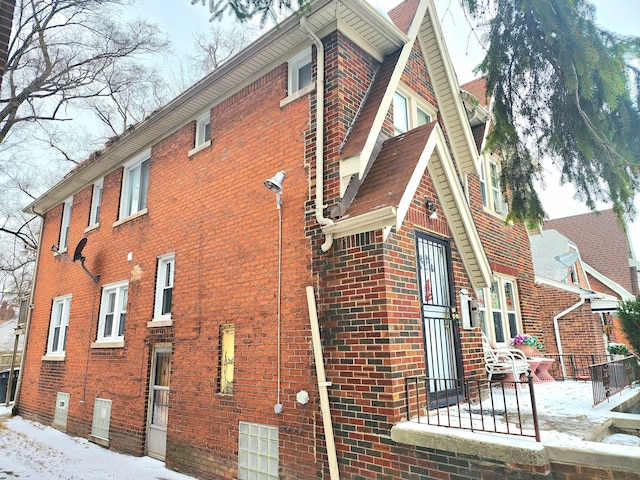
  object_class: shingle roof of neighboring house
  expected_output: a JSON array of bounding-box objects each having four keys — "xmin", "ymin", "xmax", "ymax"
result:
[
  {"xmin": 544, "ymin": 209, "xmax": 638, "ymax": 295},
  {"xmin": 460, "ymin": 77, "xmax": 490, "ymax": 109}
]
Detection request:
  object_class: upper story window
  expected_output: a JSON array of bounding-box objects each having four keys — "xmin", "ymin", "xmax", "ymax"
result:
[
  {"xmin": 89, "ymin": 179, "xmax": 103, "ymax": 227},
  {"xmin": 477, "ymin": 276, "xmax": 521, "ymax": 345},
  {"xmin": 288, "ymin": 48, "xmax": 312, "ymax": 95},
  {"xmin": 479, "ymin": 155, "xmax": 509, "ymax": 216},
  {"xmin": 59, "ymin": 197, "xmax": 73, "ymax": 250},
  {"xmin": 153, "ymin": 253, "xmax": 174, "ymax": 321},
  {"xmin": 392, "ymin": 84, "xmax": 436, "ymax": 136},
  {"xmin": 47, "ymin": 295, "xmax": 71, "ymax": 355},
  {"xmin": 119, "ymin": 152, "xmax": 150, "ymax": 220},
  {"xmin": 97, "ymin": 280, "xmax": 128, "ymax": 343},
  {"xmin": 195, "ymin": 113, "xmax": 211, "ymax": 148}
]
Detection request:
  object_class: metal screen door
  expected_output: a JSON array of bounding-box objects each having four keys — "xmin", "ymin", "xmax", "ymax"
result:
[
  {"xmin": 147, "ymin": 346, "xmax": 171, "ymax": 460},
  {"xmin": 415, "ymin": 232, "xmax": 462, "ymax": 407}
]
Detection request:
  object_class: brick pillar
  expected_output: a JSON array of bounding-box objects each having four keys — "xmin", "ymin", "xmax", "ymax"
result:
[{"xmin": 0, "ymin": 0, "xmax": 16, "ymax": 88}]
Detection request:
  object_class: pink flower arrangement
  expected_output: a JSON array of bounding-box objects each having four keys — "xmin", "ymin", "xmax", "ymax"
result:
[{"xmin": 510, "ymin": 333, "xmax": 543, "ymax": 349}]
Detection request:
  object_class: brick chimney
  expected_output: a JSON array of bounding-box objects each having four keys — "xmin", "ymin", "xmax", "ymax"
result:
[{"xmin": 0, "ymin": 0, "xmax": 16, "ymax": 88}]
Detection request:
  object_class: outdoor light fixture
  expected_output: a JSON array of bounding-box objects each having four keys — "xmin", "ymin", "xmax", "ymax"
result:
[
  {"xmin": 425, "ymin": 197, "xmax": 438, "ymax": 221},
  {"xmin": 264, "ymin": 170, "xmax": 286, "ymax": 414},
  {"xmin": 264, "ymin": 170, "xmax": 285, "ymax": 195}
]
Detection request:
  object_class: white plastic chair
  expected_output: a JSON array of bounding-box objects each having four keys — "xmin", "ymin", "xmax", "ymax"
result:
[{"xmin": 482, "ymin": 334, "xmax": 530, "ymax": 386}]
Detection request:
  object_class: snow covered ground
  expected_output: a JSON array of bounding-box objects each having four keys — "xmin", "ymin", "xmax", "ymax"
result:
[
  {"xmin": 0, "ymin": 381, "xmax": 637, "ymax": 479},
  {"xmin": 0, "ymin": 406, "xmax": 195, "ymax": 480}
]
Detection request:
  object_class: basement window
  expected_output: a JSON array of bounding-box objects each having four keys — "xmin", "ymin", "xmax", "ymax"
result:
[{"xmin": 238, "ymin": 422, "xmax": 279, "ymax": 480}]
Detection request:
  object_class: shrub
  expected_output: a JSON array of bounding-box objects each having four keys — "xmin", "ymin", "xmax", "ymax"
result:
[
  {"xmin": 616, "ymin": 297, "xmax": 640, "ymax": 355},
  {"xmin": 607, "ymin": 343, "xmax": 630, "ymax": 355}
]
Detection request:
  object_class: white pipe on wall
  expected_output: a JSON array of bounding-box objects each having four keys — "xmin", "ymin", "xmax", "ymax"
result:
[
  {"xmin": 306, "ymin": 286, "xmax": 340, "ymax": 480},
  {"xmin": 300, "ymin": 17, "xmax": 334, "ymax": 252}
]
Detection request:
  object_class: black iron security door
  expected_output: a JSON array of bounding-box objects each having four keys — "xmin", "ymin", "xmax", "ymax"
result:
[{"xmin": 415, "ymin": 231, "xmax": 463, "ymax": 407}]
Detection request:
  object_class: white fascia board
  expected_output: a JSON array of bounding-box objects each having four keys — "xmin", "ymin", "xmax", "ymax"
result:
[
  {"xmin": 582, "ymin": 262, "xmax": 634, "ymax": 301},
  {"xmin": 322, "ymin": 206, "xmax": 397, "ymax": 239},
  {"xmin": 420, "ymin": 0, "xmax": 479, "ymax": 178},
  {"xmin": 357, "ymin": 0, "xmax": 429, "ymax": 179},
  {"xmin": 534, "ymin": 276, "xmax": 617, "ymax": 302},
  {"xmin": 427, "ymin": 124, "xmax": 492, "ymax": 289}
]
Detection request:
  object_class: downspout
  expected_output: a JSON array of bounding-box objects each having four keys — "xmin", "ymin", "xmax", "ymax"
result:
[
  {"xmin": 13, "ymin": 208, "xmax": 44, "ymax": 413},
  {"xmin": 554, "ymin": 297, "xmax": 586, "ymax": 378},
  {"xmin": 306, "ymin": 286, "xmax": 340, "ymax": 480},
  {"xmin": 300, "ymin": 17, "xmax": 334, "ymax": 252}
]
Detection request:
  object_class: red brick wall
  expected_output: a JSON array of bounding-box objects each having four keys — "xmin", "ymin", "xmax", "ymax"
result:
[
  {"xmin": 20, "ymin": 62, "xmax": 320, "ymax": 479},
  {"xmin": 536, "ymin": 284, "xmax": 606, "ymax": 355}
]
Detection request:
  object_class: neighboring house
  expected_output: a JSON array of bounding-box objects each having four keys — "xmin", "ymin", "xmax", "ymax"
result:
[
  {"xmin": 545, "ymin": 209, "xmax": 640, "ymax": 297},
  {"xmin": 529, "ymin": 229, "xmax": 632, "ymax": 356},
  {"xmin": 14, "ymin": 1, "xmax": 631, "ymax": 479}
]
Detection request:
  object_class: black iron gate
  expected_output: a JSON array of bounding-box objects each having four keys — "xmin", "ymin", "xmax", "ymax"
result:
[{"xmin": 415, "ymin": 231, "xmax": 463, "ymax": 408}]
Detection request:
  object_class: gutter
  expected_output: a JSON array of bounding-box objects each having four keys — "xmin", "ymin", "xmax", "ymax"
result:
[
  {"xmin": 12, "ymin": 207, "xmax": 44, "ymax": 413},
  {"xmin": 300, "ymin": 16, "xmax": 334, "ymax": 252},
  {"xmin": 306, "ymin": 286, "xmax": 339, "ymax": 480},
  {"xmin": 553, "ymin": 293, "xmax": 600, "ymax": 377}
]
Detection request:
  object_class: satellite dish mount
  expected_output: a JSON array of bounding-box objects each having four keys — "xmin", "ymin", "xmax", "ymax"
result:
[{"xmin": 72, "ymin": 238, "xmax": 100, "ymax": 284}]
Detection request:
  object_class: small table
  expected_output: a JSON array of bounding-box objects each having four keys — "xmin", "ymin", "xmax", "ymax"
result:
[
  {"xmin": 525, "ymin": 358, "xmax": 543, "ymax": 383},
  {"xmin": 534, "ymin": 358, "xmax": 555, "ymax": 382}
]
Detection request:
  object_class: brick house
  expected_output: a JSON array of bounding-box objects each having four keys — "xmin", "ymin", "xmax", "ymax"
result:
[
  {"xmin": 545, "ymin": 209, "xmax": 640, "ymax": 297},
  {"xmin": 16, "ymin": 1, "xmax": 631, "ymax": 479},
  {"xmin": 529, "ymin": 228, "xmax": 631, "ymax": 358}
]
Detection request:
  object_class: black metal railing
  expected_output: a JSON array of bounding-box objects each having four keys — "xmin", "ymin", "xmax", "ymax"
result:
[
  {"xmin": 590, "ymin": 356, "xmax": 640, "ymax": 406},
  {"xmin": 545, "ymin": 353, "xmax": 608, "ymax": 381},
  {"xmin": 404, "ymin": 375, "xmax": 541, "ymax": 441}
]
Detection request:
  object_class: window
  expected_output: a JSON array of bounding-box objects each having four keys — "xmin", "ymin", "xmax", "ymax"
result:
[
  {"xmin": 219, "ymin": 324, "xmax": 234, "ymax": 394},
  {"xmin": 238, "ymin": 422, "xmax": 279, "ymax": 480},
  {"xmin": 288, "ymin": 48, "xmax": 312, "ymax": 95},
  {"xmin": 119, "ymin": 152, "xmax": 150, "ymax": 219},
  {"xmin": 153, "ymin": 254, "xmax": 174, "ymax": 321},
  {"xmin": 392, "ymin": 84, "xmax": 436, "ymax": 136},
  {"xmin": 47, "ymin": 295, "xmax": 71, "ymax": 355},
  {"xmin": 393, "ymin": 92, "xmax": 409, "ymax": 135},
  {"xmin": 89, "ymin": 179, "xmax": 103, "ymax": 226},
  {"xmin": 97, "ymin": 281, "xmax": 128, "ymax": 342},
  {"xmin": 59, "ymin": 198, "xmax": 73, "ymax": 250},
  {"xmin": 195, "ymin": 113, "xmax": 211, "ymax": 148},
  {"xmin": 477, "ymin": 276, "xmax": 521, "ymax": 345},
  {"xmin": 479, "ymin": 155, "xmax": 509, "ymax": 216}
]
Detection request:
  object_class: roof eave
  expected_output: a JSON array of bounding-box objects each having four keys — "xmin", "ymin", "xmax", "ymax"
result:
[{"xmin": 25, "ymin": 0, "xmax": 408, "ymax": 215}]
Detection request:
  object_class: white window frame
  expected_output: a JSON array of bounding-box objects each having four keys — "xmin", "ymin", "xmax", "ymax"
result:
[
  {"xmin": 393, "ymin": 83, "xmax": 437, "ymax": 136},
  {"xmin": 88, "ymin": 179, "xmax": 103, "ymax": 227},
  {"xmin": 288, "ymin": 48, "xmax": 312, "ymax": 95},
  {"xmin": 47, "ymin": 295, "xmax": 71, "ymax": 356},
  {"xmin": 96, "ymin": 280, "xmax": 128, "ymax": 343},
  {"xmin": 477, "ymin": 275, "xmax": 522, "ymax": 346},
  {"xmin": 195, "ymin": 113, "xmax": 210, "ymax": 148},
  {"xmin": 59, "ymin": 197, "xmax": 73, "ymax": 250},
  {"xmin": 153, "ymin": 253, "xmax": 175, "ymax": 322},
  {"xmin": 478, "ymin": 153, "xmax": 509, "ymax": 217},
  {"xmin": 119, "ymin": 151, "xmax": 150, "ymax": 220}
]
